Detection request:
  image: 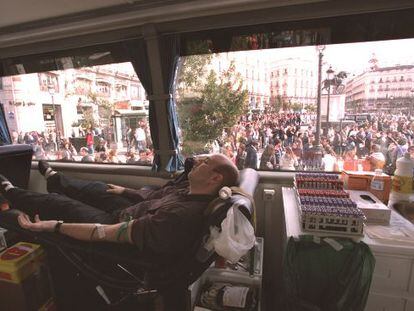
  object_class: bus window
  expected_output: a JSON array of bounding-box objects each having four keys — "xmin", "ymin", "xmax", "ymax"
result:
[
  {"xmin": 176, "ymin": 38, "xmax": 414, "ymax": 175},
  {"xmin": 0, "ymin": 63, "xmax": 153, "ymax": 165}
]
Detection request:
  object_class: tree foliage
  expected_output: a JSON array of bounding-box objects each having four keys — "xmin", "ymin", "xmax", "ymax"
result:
[
  {"xmin": 77, "ymin": 92, "xmax": 115, "ymax": 130},
  {"xmin": 271, "ymin": 95, "xmax": 291, "ymax": 112},
  {"xmin": 290, "ymin": 102, "xmax": 302, "ymax": 112},
  {"xmin": 177, "ymin": 61, "xmax": 248, "ymax": 149},
  {"xmin": 78, "ymin": 107, "xmax": 96, "ymax": 130},
  {"xmin": 176, "ymin": 54, "xmax": 212, "ymax": 97},
  {"xmin": 306, "ymin": 104, "xmax": 317, "ymax": 113},
  {"xmin": 88, "ymin": 91, "xmax": 114, "ymax": 127}
]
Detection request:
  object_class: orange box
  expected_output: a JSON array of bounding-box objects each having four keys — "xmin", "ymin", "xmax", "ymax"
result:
[
  {"xmin": 341, "ymin": 171, "xmax": 391, "ymax": 203},
  {"xmin": 342, "ymin": 171, "xmax": 371, "ymax": 190}
]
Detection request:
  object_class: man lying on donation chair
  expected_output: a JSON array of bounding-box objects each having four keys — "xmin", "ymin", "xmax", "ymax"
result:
[
  {"xmin": 0, "ymin": 148, "xmax": 258, "ymax": 309},
  {"xmin": 0, "ymin": 154, "xmax": 239, "ymax": 260}
]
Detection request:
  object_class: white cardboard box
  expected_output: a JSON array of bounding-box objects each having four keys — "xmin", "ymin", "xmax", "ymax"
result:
[{"xmin": 348, "ymin": 190, "xmax": 391, "ymax": 224}]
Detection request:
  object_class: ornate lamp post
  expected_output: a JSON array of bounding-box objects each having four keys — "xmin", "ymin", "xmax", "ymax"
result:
[
  {"xmin": 47, "ymin": 84, "xmax": 57, "ymax": 131},
  {"xmin": 315, "ymin": 45, "xmax": 325, "ymax": 149},
  {"xmin": 48, "ymin": 84, "xmax": 60, "ymax": 147},
  {"xmin": 410, "ymin": 88, "xmax": 414, "ymax": 117},
  {"xmin": 389, "ymin": 95, "xmax": 394, "ymax": 114},
  {"xmin": 325, "ymin": 66, "xmax": 335, "ymax": 130}
]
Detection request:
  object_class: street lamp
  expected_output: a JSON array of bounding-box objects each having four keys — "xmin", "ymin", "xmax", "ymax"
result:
[
  {"xmin": 325, "ymin": 66, "xmax": 335, "ymax": 130},
  {"xmin": 315, "ymin": 45, "xmax": 325, "ymax": 149},
  {"xmin": 389, "ymin": 95, "xmax": 394, "ymax": 114},
  {"xmin": 48, "ymin": 84, "xmax": 59, "ymax": 141},
  {"xmin": 410, "ymin": 89, "xmax": 414, "ymax": 117}
]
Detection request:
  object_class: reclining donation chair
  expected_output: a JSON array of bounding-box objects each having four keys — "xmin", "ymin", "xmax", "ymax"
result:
[{"xmin": 0, "ymin": 144, "xmax": 259, "ymax": 311}]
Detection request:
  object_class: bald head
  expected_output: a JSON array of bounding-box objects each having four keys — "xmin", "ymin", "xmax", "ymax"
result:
[
  {"xmin": 189, "ymin": 154, "xmax": 240, "ymax": 195},
  {"xmin": 209, "ymin": 154, "xmax": 240, "ymax": 189}
]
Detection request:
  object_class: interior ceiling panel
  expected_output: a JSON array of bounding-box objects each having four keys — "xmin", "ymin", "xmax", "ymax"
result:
[
  {"xmin": 1, "ymin": 0, "xmax": 414, "ymax": 59},
  {"xmin": 0, "ymin": 0, "xmax": 129, "ymax": 28},
  {"xmin": 0, "ymin": 0, "xmax": 318, "ymax": 30}
]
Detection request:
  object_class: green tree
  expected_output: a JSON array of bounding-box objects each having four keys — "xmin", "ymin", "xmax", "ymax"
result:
[
  {"xmin": 291, "ymin": 102, "xmax": 302, "ymax": 112},
  {"xmin": 271, "ymin": 95, "xmax": 290, "ymax": 112},
  {"xmin": 87, "ymin": 92, "xmax": 114, "ymax": 129},
  {"xmin": 177, "ymin": 62, "xmax": 248, "ymax": 154},
  {"xmin": 306, "ymin": 104, "xmax": 317, "ymax": 113},
  {"xmin": 176, "ymin": 54, "xmax": 212, "ymax": 98},
  {"xmin": 78, "ymin": 106, "xmax": 96, "ymax": 130}
]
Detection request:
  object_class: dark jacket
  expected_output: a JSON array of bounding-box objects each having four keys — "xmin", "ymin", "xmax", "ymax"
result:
[{"xmin": 244, "ymin": 144, "xmax": 258, "ymax": 169}]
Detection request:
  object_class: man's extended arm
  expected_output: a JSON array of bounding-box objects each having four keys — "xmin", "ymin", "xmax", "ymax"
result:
[
  {"xmin": 107, "ymin": 183, "xmax": 151, "ymax": 201},
  {"xmin": 18, "ymin": 214, "xmax": 133, "ymax": 244}
]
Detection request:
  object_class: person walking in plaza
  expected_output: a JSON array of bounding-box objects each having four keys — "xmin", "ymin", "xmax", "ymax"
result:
[
  {"xmin": 134, "ymin": 124, "xmax": 147, "ymax": 151},
  {"xmin": 259, "ymin": 144, "xmax": 277, "ymax": 170},
  {"xmin": 244, "ymin": 140, "xmax": 258, "ymax": 169},
  {"xmin": 85, "ymin": 128, "xmax": 94, "ymax": 155},
  {"xmin": 280, "ymin": 146, "xmax": 298, "ymax": 171}
]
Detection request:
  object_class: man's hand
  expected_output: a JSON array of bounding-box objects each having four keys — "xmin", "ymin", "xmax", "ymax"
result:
[
  {"xmin": 18, "ymin": 214, "xmax": 57, "ymax": 232},
  {"xmin": 106, "ymin": 184, "xmax": 125, "ymax": 195}
]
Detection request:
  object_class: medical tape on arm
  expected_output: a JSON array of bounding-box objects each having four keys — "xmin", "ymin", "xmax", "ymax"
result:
[
  {"xmin": 96, "ymin": 224, "xmax": 106, "ymax": 239},
  {"xmin": 90, "ymin": 224, "xmax": 106, "ymax": 241},
  {"xmin": 90, "ymin": 226, "xmax": 98, "ymax": 241}
]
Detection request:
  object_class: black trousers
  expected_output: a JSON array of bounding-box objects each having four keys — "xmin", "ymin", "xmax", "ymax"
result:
[{"xmin": 5, "ymin": 173, "xmax": 137, "ymax": 224}]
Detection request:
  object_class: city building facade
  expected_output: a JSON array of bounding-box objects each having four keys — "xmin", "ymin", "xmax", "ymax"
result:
[
  {"xmin": 269, "ymin": 57, "xmax": 317, "ymax": 111},
  {"xmin": 345, "ymin": 57, "xmax": 414, "ymax": 115},
  {"xmin": 210, "ymin": 51, "xmax": 270, "ymax": 111},
  {"xmin": 0, "ymin": 63, "xmax": 148, "ymax": 145}
]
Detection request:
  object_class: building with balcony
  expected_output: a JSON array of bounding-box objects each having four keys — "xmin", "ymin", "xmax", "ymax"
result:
[
  {"xmin": 344, "ymin": 58, "xmax": 414, "ymax": 115},
  {"xmin": 269, "ymin": 57, "xmax": 317, "ymax": 111},
  {"xmin": 0, "ymin": 63, "xmax": 148, "ymax": 140},
  {"xmin": 210, "ymin": 51, "xmax": 270, "ymax": 111}
]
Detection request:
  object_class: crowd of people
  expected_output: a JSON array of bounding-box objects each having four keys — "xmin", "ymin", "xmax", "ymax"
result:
[
  {"xmin": 10, "ymin": 121, "xmax": 153, "ymax": 166},
  {"xmin": 10, "ymin": 111, "xmax": 414, "ymax": 175},
  {"xmin": 206, "ymin": 112, "xmax": 414, "ymax": 174}
]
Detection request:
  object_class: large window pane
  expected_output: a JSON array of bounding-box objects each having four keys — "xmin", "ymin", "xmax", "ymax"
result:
[
  {"xmin": 176, "ymin": 39, "xmax": 414, "ymax": 174},
  {"xmin": 0, "ymin": 63, "xmax": 153, "ymax": 165}
]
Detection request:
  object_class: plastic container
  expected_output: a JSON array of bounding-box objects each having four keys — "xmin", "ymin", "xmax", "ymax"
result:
[
  {"xmin": 388, "ymin": 153, "xmax": 414, "ymax": 208},
  {"xmin": 370, "ymin": 169, "xmax": 386, "ymax": 203},
  {"xmin": 0, "ymin": 242, "xmax": 44, "ymax": 283}
]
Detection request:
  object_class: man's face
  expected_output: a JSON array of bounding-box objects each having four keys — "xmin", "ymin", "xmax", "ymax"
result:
[{"xmin": 188, "ymin": 155, "xmax": 222, "ymax": 185}]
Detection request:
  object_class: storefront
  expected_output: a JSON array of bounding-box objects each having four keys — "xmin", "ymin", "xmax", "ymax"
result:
[{"xmin": 112, "ymin": 109, "xmax": 148, "ymax": 149}]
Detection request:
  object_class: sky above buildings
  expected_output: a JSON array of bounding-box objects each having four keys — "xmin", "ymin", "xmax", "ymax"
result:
[
  {"xmin": 90, "ymin": 37, "xmax": 414, "ymax": 82},
  {"xmin": 261, "ymin": 38, "xmax": 414, "ymax": 76}
]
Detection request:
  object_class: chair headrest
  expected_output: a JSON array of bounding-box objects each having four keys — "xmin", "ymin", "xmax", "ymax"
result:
[
  {"xmin": 238, "ymin": 168, "xmax": 259, "ymax": 197},
  {"xmin": 206, "ymin": 168, "xmax": 259, "ymax": 225},
  {"xmin": 183, "ymin": 158, "xmax": 258, "ymax": 193},
  {"xmin": 175, "ymin": 157, "xmax": 259, "ymax": 222}
]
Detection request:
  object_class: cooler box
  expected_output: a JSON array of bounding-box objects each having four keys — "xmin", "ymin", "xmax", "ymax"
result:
[
  {"xmin": 341, "ymin": 171, "xmax": 391, "ymax": 203},
  {"xmin": 0, "ymin": 242, "xmax": 52, "ymax": 311}
]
